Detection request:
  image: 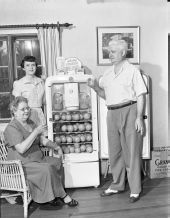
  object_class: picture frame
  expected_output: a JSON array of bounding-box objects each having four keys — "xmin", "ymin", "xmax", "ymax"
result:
[{"xmin": 96, "ymin": 26, "xmax": 140, "ymax": 65}]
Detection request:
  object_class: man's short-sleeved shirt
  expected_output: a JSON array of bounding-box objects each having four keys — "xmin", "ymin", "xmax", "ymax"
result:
[{"xmin": 99, "ymin": 60, "xmax": 147, "ymax": 106}]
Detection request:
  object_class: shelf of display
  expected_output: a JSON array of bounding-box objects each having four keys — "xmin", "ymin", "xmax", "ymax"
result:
[
  {"xmin": 60, "ymin": 142, "xmax": 92, "ymax": 145},
  {"xmin": 52, "ymin": 109, "xmax": 92, "ymax": 113},
  {"xmin": 53, "ymin": 131, "xmax": 92, "ymax": 134},
  {"xmin": 52, "ymin": 120, "xmax": 92, "ymax": 123}
]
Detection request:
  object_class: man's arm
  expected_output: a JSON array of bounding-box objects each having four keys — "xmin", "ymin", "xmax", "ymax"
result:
[
  {"xmin": 87, "ymin": 78, "xmax": 106, "ymax": 99},
  {"xmin": 135, "ymin": 94, "xmax": 145, "ymax": 135}
]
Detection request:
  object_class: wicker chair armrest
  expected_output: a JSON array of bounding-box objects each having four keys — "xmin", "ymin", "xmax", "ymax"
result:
[
  {"xmin": 0, "ymin": 159, "xmax": 27, "ymax": 190},
  {"xmin": 0, "ymin": 160, "xmax": 22, "ymax": 165}
]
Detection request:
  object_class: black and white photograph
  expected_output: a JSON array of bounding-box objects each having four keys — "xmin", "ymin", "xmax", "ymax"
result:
[
  {"xmin": 97, "ymin": 26, "xmax": 139, "ymax": 65},
  {"xmin": 0, "ymin": 1, "xmax": 169, "ymax": 218}
]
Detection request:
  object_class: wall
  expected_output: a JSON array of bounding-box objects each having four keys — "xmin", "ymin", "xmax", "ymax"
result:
[
  {"xmin": 169, "ymin": 35, "xmax": 170, "ymax": 146},
  {"xmin": 0, "ymin": 0, "xmax": 168, "ymax": 148}
]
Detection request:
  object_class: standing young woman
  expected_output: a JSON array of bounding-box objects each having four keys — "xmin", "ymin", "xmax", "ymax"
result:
[{"xmin": 12, "ymin": 56, "xmax": 46, "ymax": 126}]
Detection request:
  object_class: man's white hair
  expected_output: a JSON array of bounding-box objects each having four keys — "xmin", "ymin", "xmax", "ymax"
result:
[{"xmin": 108, "ymin": 39, "xmax": 128, "ymax": 52}]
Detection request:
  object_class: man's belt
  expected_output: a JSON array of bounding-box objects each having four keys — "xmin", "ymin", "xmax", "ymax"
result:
[{"xmin": 107, "ymin": 101, "xmax": 137, "ymax": 110}]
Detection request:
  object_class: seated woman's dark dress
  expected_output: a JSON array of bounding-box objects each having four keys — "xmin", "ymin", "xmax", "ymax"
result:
[{"xmin": 4, "ymin": 118, "xmax": 65, "ymax": 203}]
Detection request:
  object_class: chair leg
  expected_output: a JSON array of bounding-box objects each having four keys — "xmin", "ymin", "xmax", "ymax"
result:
[{"xmin": 23, "ymin": 191, "xmax": 28, "ymax": 218}]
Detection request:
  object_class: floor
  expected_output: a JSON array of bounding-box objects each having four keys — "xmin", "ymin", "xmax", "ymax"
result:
[{"xmin": 0, "ymin": 176, "xmax": 170, "ymax": 218}]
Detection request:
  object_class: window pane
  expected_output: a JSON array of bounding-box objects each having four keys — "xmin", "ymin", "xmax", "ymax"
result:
[
  {"xmin": 0, "ymin": 67, "xmax": 10, "ymax": 92},
  {"xmin": 0, "ymin": 40, "xmax": 8, "ymax": 66},
  {"xmin": 15, "ymin": 39, "xmax": 41, "ymax": 66},
  {"xmin": 0, "ymin": 93, "xmax": 11, "ymax": 119},
  {"xmin": 16, "ymin": 67, "xmax": 25, "ymax": 80},
  {"xmin": 35, "ymin": 66, "xmax": 43, "ymax": 78},
  {"xmin": 31, "ymin": 40, "xmax": 41, "ymax": 64},
  {"xmin": 15, "ymin": 40, "xmax": 31, "ymax": 65}
]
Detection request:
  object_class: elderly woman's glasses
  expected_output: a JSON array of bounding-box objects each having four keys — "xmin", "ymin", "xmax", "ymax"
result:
[{"xmin": 18, "ymin": 107, "xmax": 31, "ymax": 112}]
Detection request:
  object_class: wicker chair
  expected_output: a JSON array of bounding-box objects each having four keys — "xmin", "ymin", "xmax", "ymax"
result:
[{"xmin": 0, "ymin": 131, "xmax": 50, "ymax": 218}]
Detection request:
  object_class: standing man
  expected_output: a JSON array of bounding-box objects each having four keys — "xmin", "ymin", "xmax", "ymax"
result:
[{"xmin": 88, "ymin": 38, "xmax": 147, "ymax": 203}]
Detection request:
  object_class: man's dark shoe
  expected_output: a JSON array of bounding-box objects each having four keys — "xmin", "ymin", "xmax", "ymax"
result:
[{"xmin": 129, "ymin": 195, "xmax": 140, "ymax": 203}]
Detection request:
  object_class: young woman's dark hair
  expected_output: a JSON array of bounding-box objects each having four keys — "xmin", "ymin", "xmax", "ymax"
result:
[
  {"xmin": 20, "ymin": 56, "xmax": 42, "ymax": 78},
  {"xmin": 20, "ymin": 56, "xmax": 38, "ymax": 68}
]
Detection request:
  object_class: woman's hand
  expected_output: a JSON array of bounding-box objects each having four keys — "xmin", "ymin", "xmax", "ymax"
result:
[
  {"xmin": 14, "ymin": 124, "xmax": 47, "ymax": 154},
  {"xmin": 45, "ymin": 140, "xmax": 63, "ymax": 159},
  {"xmin": 54, "ymin": 144, "xmax": 63, "ymax": 159},
  {"xmin": 34, "ymin": 125, "xmax": 48, "ymax": 136}
]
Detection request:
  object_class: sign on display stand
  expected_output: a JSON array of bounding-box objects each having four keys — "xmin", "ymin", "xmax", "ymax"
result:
[{"xmin": 56, "ymin": 57, "xmax": 84, "ymax": 75}]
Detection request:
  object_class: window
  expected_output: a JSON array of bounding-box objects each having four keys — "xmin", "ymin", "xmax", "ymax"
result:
[
  {"xmin": 0, "ymin": 38, "xmax": 10, "ymax": 120},
  {"xmin": 0, "ymin": 34, "xmax": 42, "ymax": 122}
]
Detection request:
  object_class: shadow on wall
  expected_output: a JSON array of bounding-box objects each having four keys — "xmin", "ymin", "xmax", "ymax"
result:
[
  {"xmin": 86, "ymin": 0, "xmax": 161, "ymax": 4},
  {"xmin": 83, "ymin": 65, "xmax": 92, "ymax": 75},
  {"xmin": 140, "ymin": 62, "xmax": 167, "ymax": 147}
]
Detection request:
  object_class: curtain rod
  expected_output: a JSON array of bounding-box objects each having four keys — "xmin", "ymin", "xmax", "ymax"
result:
[{"xmin": 0, "ymin": 22, "xmax": 73, "ymax": 29}]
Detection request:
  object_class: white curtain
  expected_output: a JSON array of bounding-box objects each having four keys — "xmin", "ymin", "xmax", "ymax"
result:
[{"xmin": 37, "ymin": 27, "xmax": 59, "ymax": 78}]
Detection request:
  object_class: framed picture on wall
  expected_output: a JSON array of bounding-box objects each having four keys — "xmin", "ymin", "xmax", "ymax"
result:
[{"xmin": 96, "ymin": 26, "xmax": 140, "ymax": 65}]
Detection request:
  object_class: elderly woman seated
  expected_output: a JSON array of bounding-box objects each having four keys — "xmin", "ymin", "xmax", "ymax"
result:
[{"xmin": 4, "ymin": 96, "xmax": 78, "ymax": 210}]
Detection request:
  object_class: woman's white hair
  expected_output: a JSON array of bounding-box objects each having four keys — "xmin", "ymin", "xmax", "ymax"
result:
[{"xmin": 10, "ymin": 96, "xmax": 28, "ymax": 116}]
